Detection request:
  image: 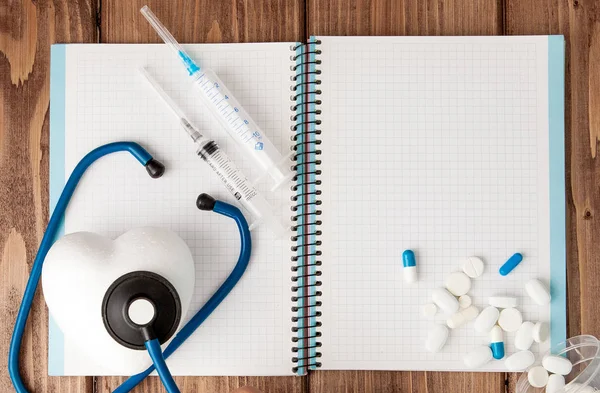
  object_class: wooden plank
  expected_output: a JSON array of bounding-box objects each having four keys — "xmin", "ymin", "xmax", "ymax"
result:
[
  {"xmin": 98, "ymin": 1, "xmax": 305, "ymax": 392},
  {"xmin": 306, "ymin": 0, "xmax": 505, "ymax": 392},
  {"xmin": 101, "ymin": 0, "xmax": 304, "ymax": 43},
  {"xmin": 505, "ymin": 0, "xmax": 599, "ymax": 390},
  {"xmin": 0, "ymin": 0, "xmax": 97, "ymax": 392},
  {"xmin": 307, "ymin": 0, "xmax": 502, "ymax": 37}
]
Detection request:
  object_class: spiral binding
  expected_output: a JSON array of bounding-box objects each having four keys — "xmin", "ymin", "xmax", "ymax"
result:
[{"xmin": 289, "ymin": 38, "xmax": 322, "ymax": 375}]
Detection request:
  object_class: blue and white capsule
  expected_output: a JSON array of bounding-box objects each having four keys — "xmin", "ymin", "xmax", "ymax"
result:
[
  {"xmin": 402, "ymin": 250, "xmax": 418, "ymax": 284},
  {"xmin": 490, "ymin": 325, "xmax": 505, "ymax": 360}
]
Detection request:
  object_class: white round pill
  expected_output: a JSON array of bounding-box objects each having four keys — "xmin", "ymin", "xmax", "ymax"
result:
[
  {"xmin": 533, "ymin": 321, "xmax": 550, "ymax": 343},
  {"xmin": 525, "ymin": 278, "xmax": 551, "ymax": 305},
  {"xmin": 458, "ymin": 295, "xmax": 472, "ymax": 308},
  {"xmin": 498, "ymin": 308, "xmax": 523, "ymax": 332},
  {"xmin": 462, "ymin": 256, "xmax": 485, "ymax": 278},
  {"xmin": 474, "ymin": 306, "xmax": 500, "ymax": 333},
  {"xmin": 546, "ymin": 374, "xmax": 565, "ymax": 393},
  {"xmin": 422, "ymin": 303, "xmax": 438, "ymax": 318},
  {"xmin": 488, "ymin": 296, "xmax": 518, "ymax": 309},
  {"xmin": 445, "ymin": 272, "xmax": 472, "ymax": 296},
  {"xmin": 425, "ymin": 324, "xmax": 449, "ymax": 353},
  {"xmin": 463, "ymin": 346, "xmax": 493, "ymax": 369},
  {"xmin": 528, "ymin": 366, "xmax": 549, "ymax": 388},
  {"xmin": 515, "ymin": 321, "xmax": 535, "ymax": 350},
  {"xmin": 505, "ymin": 350, "xmax": 535, "ymax": 371},
  {"xmin": 432, "ymin": 288, "xmax": 460, "ymax": 314},
  {"xmin": 543, "ymin": 355, "xmax": 573, "ymax": 375}
]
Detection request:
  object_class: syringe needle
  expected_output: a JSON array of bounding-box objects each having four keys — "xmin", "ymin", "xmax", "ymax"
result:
[
  {"xmin": 138, "ymin": 67, "xmax": 203, "ymax": 142},
  {"xmin": 140, "ymin": 5, "xmax": 294, "ymax": 190},
  {"xmin": 138, "ymin": 67, "xmax": 187, "ymax": 120},
  {"xmin": 140, "ymin": 5, "xmax": 200, "ymax": 76}
]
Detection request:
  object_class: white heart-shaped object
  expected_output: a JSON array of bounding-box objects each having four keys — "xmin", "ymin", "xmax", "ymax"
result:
[{"xmin": 42, "ymin": 227, "xmax": 195, "ymax": 374}]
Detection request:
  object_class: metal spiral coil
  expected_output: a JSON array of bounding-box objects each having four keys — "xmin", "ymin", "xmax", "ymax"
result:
[{"xmin": 289, "ymin": 38, "xmax": 323, "ymax": 374}]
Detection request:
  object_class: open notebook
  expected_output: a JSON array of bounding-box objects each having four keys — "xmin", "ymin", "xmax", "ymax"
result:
[{"xmin": 49, "ymin": 36, "xmax": 565, "ymax": 376}]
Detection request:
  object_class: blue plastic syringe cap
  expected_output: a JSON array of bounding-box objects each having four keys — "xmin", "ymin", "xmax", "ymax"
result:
[{"xmin": 178, "ymin": 50, "xmax": 200, "ymax": 75}]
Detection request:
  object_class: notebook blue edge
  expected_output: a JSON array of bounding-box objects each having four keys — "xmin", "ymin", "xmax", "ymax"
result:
[
  {"xmin": 48, "ymin": 36, "xmax": 566, "ymax": 375},
  {"xmin": 548, "ymin": 35, "xmax": 567, "ymax": 349},
  {"xmin": 49, "ymin": 44, "xmax": 66, "ymax": 376}
]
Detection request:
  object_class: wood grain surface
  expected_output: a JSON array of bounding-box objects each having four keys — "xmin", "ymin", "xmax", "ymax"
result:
[
  {"xmin": 0, "ymin": 0, "xmax": 597, "ymax": 392},
  {"xmin": 503, "ymin": 0, "xmax": 600, "ymax": 389},
  {"xmin": 0, "ymin": 0, "xmax": 97, "ymax": 392}
]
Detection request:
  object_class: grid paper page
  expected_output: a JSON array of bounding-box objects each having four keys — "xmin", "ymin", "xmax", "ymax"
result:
[
  {"xmin": 317, "ymin": 36, "xmax": 554, "ymax": 371},
  {"xmin": 58, "ymin": 43, "xmax": 296, "ymax": 376}
]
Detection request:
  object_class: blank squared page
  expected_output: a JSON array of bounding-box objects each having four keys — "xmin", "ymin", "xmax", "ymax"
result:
[
  {"xmin": 53, "ymin": 43, "xmax": 296, "ymax": 376},
  {"xmin": 317, "ymin": 36, "xmax": 561, "ymax": 371}
]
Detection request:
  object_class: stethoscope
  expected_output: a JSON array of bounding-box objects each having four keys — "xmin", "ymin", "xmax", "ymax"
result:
[{"xmin": 9, "ymin": 142, "xmax": 252, "ymax": 393}]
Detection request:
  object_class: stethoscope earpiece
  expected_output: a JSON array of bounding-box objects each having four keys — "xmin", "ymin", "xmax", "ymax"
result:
[
  {"xmin": 196, "ymin": 193, "xmax": 216, "ymax": 211},
  {"xmin": 145, "ymin": 158, "xmax": 166, "ymax": 178}
]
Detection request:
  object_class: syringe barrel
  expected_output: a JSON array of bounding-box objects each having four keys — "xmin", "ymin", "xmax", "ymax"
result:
[
  {"xmin": 192, "ymin": 68, "xmax": 294, "ymax": 190},
  {"xmin": 198, "ymin": 141, "xmax": 286, "ymax": 235}
]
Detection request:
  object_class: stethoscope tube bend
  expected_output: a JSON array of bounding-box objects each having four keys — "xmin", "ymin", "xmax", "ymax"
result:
[{"xmin": 9, "ymin": 142, "xmax": 252, "ymax": 393}]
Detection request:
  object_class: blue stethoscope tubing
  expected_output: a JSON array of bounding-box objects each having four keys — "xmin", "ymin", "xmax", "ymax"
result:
[{"xmin": 9, "ymin": 142, "xmax": 252, "ymax": 393}]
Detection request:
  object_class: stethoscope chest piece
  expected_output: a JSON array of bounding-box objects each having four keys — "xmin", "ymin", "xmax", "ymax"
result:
[{"xmin": 102, "ymin": 270, "xmax": 182, "ymax": 350}]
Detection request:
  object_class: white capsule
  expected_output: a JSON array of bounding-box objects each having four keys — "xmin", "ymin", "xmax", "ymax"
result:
[
  {"xmin": 489, "ymin": 325, "xmax": 505, "ymax": 359},
  {"xmin": 515, "ymin": 321, "xmax": 535, "ymax": 350},
  {"xmin": 490, "ymin": 325, "xmax": 503, "ymax": 342},
  {"xmin": 474, "ymin": 306, "xmax": 500, "ymax": 333},
  {"xmin": 505, "ymin": 350, "xmax": 535, "ymax": 371},
  {"xmin": 445, "ymin": 272, "xmax": 472, "ymax": 296},
  {"xmin": 403, "ymin": 250, "xmax": 418, "ymax": 283},
  {"xmin": 528, "ymin": 366, "xmax": 549, "ymax": 388},
  {"xmin": 432, "ymin": 288, "xmax": 460, "ymax": 314},
  {"xmin": 525, "ymin": 279, "xmax": 551, "ymax": 305},
  {"xmin": 463, "ymin": 346, "xmax": 493, "ymax": 369},
  {"xmin": 404, "ymin": 266, "xmax": 417, "ymax": 283},
  {"xmin": 446, "ymin": 305, "xmax": 479, "ymax": 329},
  {"xmin": 463, "ymin": 305, "xmax": 480, "ymax": 321},
  {"xmin": 462, "ymin": 256, "xmax": 485, "ymax": 278},
  {"xmin": 498, "ymin": 308, "xmax": 523, "ymax": 332},
  {"xmin": 447, "ymin": 312, "xmax": 465, "ymax": 329},
  {"xmin": 488, "ymin": 296, "xmax": 518, "ymax": 309},
  {"xmin": 542, "ymin": 355, "xmax": 573, "ymax": 375},
  {"xmin": 546, "ymin": 374, "xmax": 565, "ymax": 393},
  {"xmin": 425, "ymin": 324, "xmax": 449, "ymax": 353},
  {"xmin": 458, "ymin": 295, "xmax": 472, "ymax": 308},
  {"xmin": 533, "ymin": 321, "xmax": 550, "ymax": 343},
  {"xmin": 422, "ymin": 303, "xmax": 438, "ymax": 318}
]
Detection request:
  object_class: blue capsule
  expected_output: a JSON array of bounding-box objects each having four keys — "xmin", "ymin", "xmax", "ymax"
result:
[
  {"xmin": 402, "ymin": 250, "xmax": 417, "ymax": 283},
  {"xmin": 499, "ymin": 253, "xmax": 523, "ymax": 276},
  {"xmin": 402, "ymin": 250, "xmax": 416, "ymax": 267}
]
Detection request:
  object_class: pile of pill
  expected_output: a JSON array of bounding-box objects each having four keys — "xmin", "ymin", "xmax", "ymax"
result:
[
  {"xmin": 526, "ymin": 355, "xmax": 574, "ymax": 391},
  {"xmin": 414, "ymin": 250, "xmax": 564, "ymax": 389}
]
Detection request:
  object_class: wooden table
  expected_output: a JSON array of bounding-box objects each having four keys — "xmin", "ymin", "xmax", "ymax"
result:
[{"xmin": 0, "ymin": 0, "xmax": 598, "ymax": 392}]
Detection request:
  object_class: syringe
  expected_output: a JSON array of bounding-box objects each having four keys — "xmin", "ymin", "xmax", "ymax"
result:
[
  {"xmin": 140, "ymin": 5, "xmax": 294, "ymax": 191},
  {"xmin": 139, "ymin": 67, "xmax": 286, "ymax": 236}
]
